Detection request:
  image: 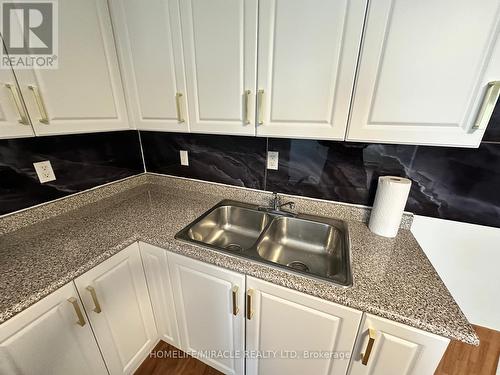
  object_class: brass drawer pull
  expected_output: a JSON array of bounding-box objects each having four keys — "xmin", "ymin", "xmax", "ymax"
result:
[
  {"xmin": 5, "ymin": 83, "xmax": 30, "ymax": 125},
  {"xmin": 473, "ymin": 81, "xmax": 500, "ymax": 130},
  {"xmin": 86, "ymin": 286, "xmax": 102, "ymax": 313},
  {"xmin": 232, "ymin": 285, "xmax": 239, "ymax": 316},
  {"xmin": 257, "ymin": 89, "xmax": 264, "ymax": 125},
  {"xmin": 361, "ymin": 328, "xmax": 376, "ymax": 365},
  {"xmin": 246, "ymin": 289, "xmax": 254, "ymax": 320},
  {"xmin": 175, "ymin": 92, "xmax": 185, "ymax": 123},
  {"xmin": 28, "ymin": 85, "xmax": 49, "ymax": 124},
  {"xmin": 67, "ymin": 297, "xmax": 86, "ymax": 327},
  {"xmin": 244, "ymin": 90, "xmax": 251, "ymax": 125}
]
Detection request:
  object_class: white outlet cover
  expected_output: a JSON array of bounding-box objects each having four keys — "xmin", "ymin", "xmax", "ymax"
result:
[
  {"xmin": 267, "ymin": 151, "xmax": 279, "ymax": 170},
  {"xmin": 33, "ymin": 161, "xmax": 56, "ymax": 183},
  {"xmin": 180, "ymin": 150, "xmax": 189, "ymax": 166}
]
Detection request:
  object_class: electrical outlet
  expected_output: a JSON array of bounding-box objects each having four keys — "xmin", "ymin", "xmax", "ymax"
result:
[
  {"xmin": 267, "ymin": 151, "xmax": 279, "ymax": 170},
  {"xmin": 180, "ymin": 150, "xmax": 189, "ymax": 166},
  {"xmin": 33, "ymin": 160, "xmax": 56, "ymax": 183}
]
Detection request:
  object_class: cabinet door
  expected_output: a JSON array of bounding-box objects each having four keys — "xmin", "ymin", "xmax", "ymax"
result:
[
  {"xmin": 0, "ymin": 282, "xmax": 107, "ymax": 375},
  {"xmin": 256, "ymin": 0, "xmax": 367, "ymax": 140},
  {"xmin": 347, "ymin": 0, "xmax": 500, "ymax": 147},
  {"xmin": 0, "ymin": 65, "xmax": 34, "ymax": 139},
  {"xmin": 246, "ymin": 276, "xmax": 362, "ymax": 375},
  {"xmin": 9, "ymin": 0, "xmax": 129, "ymax": 136},
  {"xmin": 139, "ymin": 242, "xmax": 180, "ymax": 348},
  {"xmin": 348, "ymin": 314, "xmax": 449, "ymax": 375},
  {"xmin": 168, "ymin": 251, "xmax": 245, "ymax": 375},
  {"xmin": 74, "ymin": 242, "xmax": 157, "ymax": 375},
  {"xmin": 179, "ymin": 0, "xmax": 258, "ymax": 135},
  {"xmin": 109, "ymin": 0, "xmax": 189, "ymax": 132}
]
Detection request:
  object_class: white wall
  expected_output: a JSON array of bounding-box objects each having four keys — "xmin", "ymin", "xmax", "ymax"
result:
[{"xmin": 411, "ymin": 215, "xmax": 500, "ymax": 331}]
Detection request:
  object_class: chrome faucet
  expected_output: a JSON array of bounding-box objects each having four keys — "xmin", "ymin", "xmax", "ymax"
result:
[{"xmin": 261, "ymin": 192, "xmax": 296, "ymax": 214}]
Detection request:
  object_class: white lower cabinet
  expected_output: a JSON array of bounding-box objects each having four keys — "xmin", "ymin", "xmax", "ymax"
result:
[
  {"xmin": 139, "ymin": 242, "xmax": 180, "ymax": 348},
  {"xmin": 168, "ymin": 251, "xmax": 245, "ymax": 375},
  {"xmin": 348, "ymin": 313, "xmax": 449, "ymax": 375},
  {"xmin": 0, "ymin": 282, "xmax": 107, "ymax": 375},
  {"xmin": 74, "ymin": 242, "xmax": 157, "ymax": 374},
  {"xmin": 0, "ymin": 243, "xmax": 455, "ymax": 375},
  {"xmin": 246, "ymin": 276, "xmax": 362, "ymax": 375}
]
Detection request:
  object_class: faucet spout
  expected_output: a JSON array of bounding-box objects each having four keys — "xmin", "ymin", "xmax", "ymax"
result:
[{"xmin": 259, "ymin": 192, "xmax": 296, "ymax": 215}]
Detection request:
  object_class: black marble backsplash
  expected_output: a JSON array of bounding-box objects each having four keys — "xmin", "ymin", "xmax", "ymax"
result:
[
  {"xmin": 0, "ymin": 131, "xmax": 143, "ymax": 215},
  {"xmin": 266, "ymin": 139, "xmax": 500, "ymax": 228},
  {"xmin": 483, "ymin": 101, "xmax": 500, "ymax": 142},
  {"xmin": 2, "ymin": 124, "xmax": 499, "ymax": 228},
  {"xmin": 142, "ymin": 131, "xmax": 500, "ymax": 228},
  {"xmin": 141, "ymin": 132, "xmax": 266, "ymax": 189}
]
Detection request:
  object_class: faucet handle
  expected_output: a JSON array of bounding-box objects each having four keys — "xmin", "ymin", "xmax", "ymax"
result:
[{"xmin": 270, "ymin": 192, "xmax": 279, "ymax": 210}]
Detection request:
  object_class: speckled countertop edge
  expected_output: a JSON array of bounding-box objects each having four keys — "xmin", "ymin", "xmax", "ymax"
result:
[
  {"xmin": 0, "ymin": 173, "xmax": 413, "ymax": 235},
  {"xmin": 144, "ymin": 173, "xmax": 414, "ymax": 229},
  {"xmin": 0, "ymin": 174, "xmax": 478, "ymax": 345},
  {"xmin": 0, "ymin": 174, "xmax": 150, "ymax": 236}
]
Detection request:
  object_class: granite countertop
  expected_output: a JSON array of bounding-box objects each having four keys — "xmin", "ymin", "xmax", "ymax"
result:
[{"xmin": 0, "ymin": 174, "xmax": 479, "ymax": 345}]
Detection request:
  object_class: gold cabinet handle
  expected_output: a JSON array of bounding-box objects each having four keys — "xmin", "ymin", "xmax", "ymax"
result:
[
  {"xmin": 473, "ymin": 81, "xmax": 500, "ymax": 130},
  {"xmin": 257, "ymin": 90, "xmax": 264, "ymax": 125},
  {"xmin": 246, "ymin": 289, "xmax": 254, "ymax": 320},
  {"xmin": 175, "ymin": 92, "xmax": 185, "ymax": 123},
  {"xmin": 67, "ymin": 297, "xmax": 86, "ymax": 327},
  {"xmin": 361, "ymin": 328, "xmax": 376, "ymax": 365},
  {"xmin": 5, "ymin": 83, "xmax": 29, "ymax": 125},
  {"xmin": 232, "ymin": 285, "xmax": 239, "ymax": 315},
  {"xmin": 86, "ymin": 286, "xmax": 102, "ymax": 313},
  {"xmin": 244, "ymin": 90, "xmax": 251, "ymax": 125},
  {"xmin": 27, "ymin": 85, "xmax": 49, "ymax": 124}
]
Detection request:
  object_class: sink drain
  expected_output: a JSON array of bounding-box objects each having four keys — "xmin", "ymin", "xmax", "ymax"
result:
[
  {"xmin": 287, "ymin": 261, "xmax": 310, "ymax": 272},
  {"xmin": 225, "ymin": 243, "xmax": 243, "ymax": 252}
]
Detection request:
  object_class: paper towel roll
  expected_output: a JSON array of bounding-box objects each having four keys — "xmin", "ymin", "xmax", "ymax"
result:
[{"xmin": 368, "ymin": 176, "xmax": 411, "ymax": 238}]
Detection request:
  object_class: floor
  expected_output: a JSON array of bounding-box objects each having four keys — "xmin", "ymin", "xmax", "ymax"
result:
[
  {"xmin": 136, "ymin": 324, "xmax": 500, "ymax": 375},
  {"xmin": 435, "ymin": 325, "xmax": 500, "ymax": 375},
  {"xmin": 135, "ymin": 341, "xmax": 223, "ymax": 375}
]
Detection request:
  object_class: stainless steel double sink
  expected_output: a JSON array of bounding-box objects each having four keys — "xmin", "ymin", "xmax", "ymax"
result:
[{"xmin": 175, "ymin": 200, "xmax": 352, "ymax": 287}]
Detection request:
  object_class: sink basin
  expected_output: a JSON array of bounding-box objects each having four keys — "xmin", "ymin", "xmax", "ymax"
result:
[
  {"xmin": 185, "ymin": 205, "xmax": 270, "ymax": 251},
  {"xmin": 256, "ymin": 216, "xmax": 347, "ymax": 283},
  {"xmin": 176, "ymin": 200, "xmax": 352, "ymax": 287}
]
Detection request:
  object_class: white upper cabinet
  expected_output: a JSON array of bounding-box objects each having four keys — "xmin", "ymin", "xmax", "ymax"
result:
[
  {"xmin": 179, "ymin": 0, "xmax": 258, "ymax": 135},
  {"xmin": 109, "ymin": 0, "xmax": 189, "ymax": 132},
  {"xmin": 347, "ymin": 0, "xmax": 500, "ymax": 147},
  {"xmin": 246, "ymin": 276, "xmax": 362, "ymax": 375},
  {"xmin": 348, "ymin": 314, "xmax": 449, "ymax": 375},
  {"xmin": 9, "ymin": 0, "xmax": 129, "ymax": 136},
  {"xmin": 0, "ymin": 66, "xmax": 34, "ymax": 139},
  {"xmin": 74, "ymin": 243, "xmax": 157, "ymax": 375},
  {"xmin": 256, "ymin": 0, "xmax": 367, "ymax": 140},
  {"xmin": 0, "ymin": 282, "xmax": 108, "ymax": 375}
]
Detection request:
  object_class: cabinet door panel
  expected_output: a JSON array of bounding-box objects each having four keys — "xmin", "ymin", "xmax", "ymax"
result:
[
  {"xmin": 11, "ymin": 0, "xmax": 129, "ymax": 135},
  {"xmin": 168, "ymin": 251, "xmax": 245, "ymax": 375},
  {"xmin": 109, "ymin": 0, "xmax": 188, "ymax": 132},
  {"xmin": 246, "ymin": 276, "xmax": 362, "ymax": 375},
  {"xmin": 180, "ymin": 0, "xmax": 257, "ymax": 135},
  {"xmin": 347, "ymin": 0, "xmax": 500, "ymax": 147},
  {"xmin": 257, "ymin": 0, "xmax": 367, "ymax": 140},
  {"xmin": 348, "ymin": 314, "xmax": 449, "ymax": 375},
  {"xmin": 0, "ymin": 66, "xmax": 34, "ymax": 139},
  {"xmin": 139, "ymin": 242, "xmax": 180, "ymax": 347},
  {"xmin": 75, "ymin": 243, "xmax": 157, "ymax": 375},
  {"xmin": 0, "ymin": 283, "xmax": 107, "ymax": 375}
]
